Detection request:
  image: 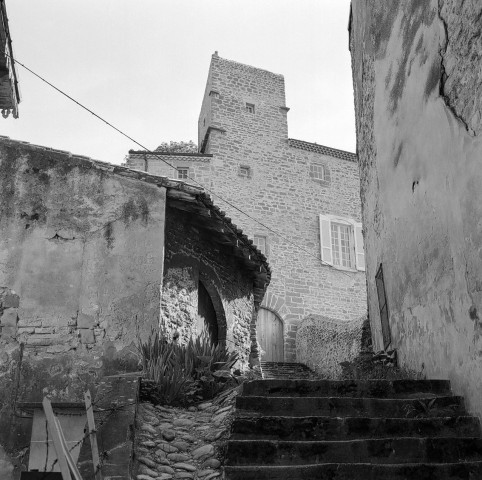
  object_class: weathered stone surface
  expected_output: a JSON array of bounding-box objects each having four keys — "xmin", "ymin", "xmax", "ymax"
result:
[
  {"xmin": 157, "ymin": 442, "xmax": 178, "ymax": 453},
  {"xmin": 192, "ymin": 444, "xmax": 215, "ymax": 460},
  {"xmin": 139, "ymin": 465, "xmax": 159, "ymax": 477},
  {"xmin": 137, "ymin": 455, "xmax": 157, "ymax": 469},
  {"xmin": 173, "ymin": 473, "xmax": 194, "ymax": 479},
  {"xmin": 141, "ymin": 424, "xmax": 158, "ymax": 435},
  {"xmin": 171, "ymin": 441, "xmax": 190, "ymax": 452},
  {"xmin": 173, "ymin": 418, "xmax": 194, "ymax": 428},
  {"xmin": 349, "ymin": 0, "xmax": 482, "ymax": 420},
  {"xmin": 167, "ymin": 453, "xmax": 190, "ymax": 462},
  {"xmin": 202, "ymin": 458, "xmax": 221, "ymax": 469},
  {"xmin": 137, "ymin": 474, "xmax": 156, "ymax": 480},
  {"xmin": 162, "ymin": 429, "xmax": 176, "ymax": 441},
  {"xmin": 172, "ymin": 462, "xmax": 197, "ymax": 472},
  {"xmin": 157, "ymin": 465, "xmax": 175, "ymax": 474}
]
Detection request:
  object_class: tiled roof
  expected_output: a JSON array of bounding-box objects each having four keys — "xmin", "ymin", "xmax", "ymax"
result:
[
  {"xmin": 289, "ymin": 138, "xmax": 357, "ymax": 162},
  {"xmin": 0, "ymin": 136, "xmax": 271, "ymax": 300}
]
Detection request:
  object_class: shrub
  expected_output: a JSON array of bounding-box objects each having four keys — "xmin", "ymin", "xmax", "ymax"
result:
[{"xmin": 138, "ymin": 326, "xmax": 238, "ymax": 406}]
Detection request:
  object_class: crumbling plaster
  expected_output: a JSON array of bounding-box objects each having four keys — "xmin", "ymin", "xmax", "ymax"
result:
[
  {"xmin": 0, "ymin": 139, "xmax": 166, "ymax": 401},
  {"xmin": 351, "ymin": 0, "xmax": 482, "ymax": 418}
]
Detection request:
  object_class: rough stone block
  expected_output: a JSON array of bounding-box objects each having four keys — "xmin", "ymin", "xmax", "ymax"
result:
[
  {"xmin": 26, "ymin": 334, "xmax": 62, "ymax": 346},
  {"xmin": 80, "ymin": 328, "xmax": 95, "ymax": 344},
  {"xmin": 77, "ymin": 313, "xmax": 95, "ymax": 329},
  {"xmin": 1, "ymin": 325, "xmax": 17, "ymax": 339},
  {"xmin": 0, "ymin": 308, "xmax": 18, "ymax": 327},
  {"xmin": 34, "ymin": 327, "xmax": 54, "ymax": 334},
  {"xmin": 2, "ymin": 293, "xmax": 19, "ymax": 308}
]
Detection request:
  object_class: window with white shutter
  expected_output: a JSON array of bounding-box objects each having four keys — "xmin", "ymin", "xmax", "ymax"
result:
[{"xmin": 319, "ymin": 214, "xmax": 365, "ymax": 271}]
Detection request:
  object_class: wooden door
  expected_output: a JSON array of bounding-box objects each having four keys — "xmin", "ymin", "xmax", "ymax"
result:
[{"xmin": 256, "ymin": 308, "xmax": 284, "ymax": 361}]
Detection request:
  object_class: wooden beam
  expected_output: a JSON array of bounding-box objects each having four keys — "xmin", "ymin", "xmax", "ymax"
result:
[
  {"xmin": 42, "ymin": 397, "xmax": 72, "ymax": 480},
  {"xmin": 85, "ymin": 390, "xmax": 102, "ymax": 480},
  {"xmin": 54, "ymin": 416, "xmax": 84, "ymax": 480}
]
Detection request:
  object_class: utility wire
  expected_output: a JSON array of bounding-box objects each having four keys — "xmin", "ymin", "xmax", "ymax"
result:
[{"xmin": 9, "ymin": 55, "xmax": 354, "ymax": 276}]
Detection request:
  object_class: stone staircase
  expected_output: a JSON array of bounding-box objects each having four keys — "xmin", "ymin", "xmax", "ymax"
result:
[
  {"xmin": 260, "ymin": 361, "xmax": 318, "ymax": 380},
  {"xmin": 225, "ymin": 379, "xmax": 482, "ymax": 479}
]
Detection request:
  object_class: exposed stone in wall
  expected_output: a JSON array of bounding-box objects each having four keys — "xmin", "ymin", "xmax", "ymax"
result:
[
  {"xmin": 296, "ymin": 314, "xmax": 365, "ymax": 379},
  {"xmin": 161, "ymin": 266, "xmax": 198, "ymax": 342},
  {"xmin": 439, "ymin": 0, "xmax": 482, "ymax": 134},
  {"xmin": 163, "ymin": 208, "xmax": 254, "ymax": 368},
  {"xmin": 0, "ymin": 138, "xmax": 167, "ymax": 403}
]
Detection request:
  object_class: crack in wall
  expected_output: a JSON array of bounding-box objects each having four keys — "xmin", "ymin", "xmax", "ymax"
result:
[{"xmin": 437, "ymin": 0, "xmax": 478, "ymax": 135}]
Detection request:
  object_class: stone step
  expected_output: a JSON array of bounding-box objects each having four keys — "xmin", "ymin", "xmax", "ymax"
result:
[
  {"xmin": 235, "ymin": 395, "xmax": 466, "ymax": 418},
  {"xmin": 231, "ymin": 415, "xmax": 481, "ymax": 440},
  {"xmin": 224, "ymin": 462, "xmax": 482, "ymax": 480},
  {"xmin": 260, "ymin": 362, "xmax": 317, "ymax": 380},
  {"xmin": 225, "ymin": 437, "xmax": 482, "ymax": 465},
  {"xmin": 242, "ymin": 379, "xmax": 452, "ymax": 398}
]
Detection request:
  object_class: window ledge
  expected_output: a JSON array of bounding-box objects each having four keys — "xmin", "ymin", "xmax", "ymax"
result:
[{"xmin": 311, "ymin": 179, "xmax": 331, "ymax": 187}]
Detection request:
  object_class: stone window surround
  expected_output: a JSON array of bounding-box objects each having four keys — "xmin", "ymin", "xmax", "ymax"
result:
[
  {"xmin": 238, "ymin": 165, "xmax": 252, "ymax": 178},
  {"xmin": 245, "ymin": 102, "xmax": 255, "ymax": 114},
  {"xmin": 319, "ymin": 214, "xmax": 365, "ymax": 272},
  {"xmin": 177, "ymin": 167, "xmax": 189, "ymax": 179},
  {"xmin": 310, "ymin": 162, "xmax": 331, "ymax": 186},
  {"xmin": 253, "ymin": 235, "xmax": 268, "ymax": 257}
]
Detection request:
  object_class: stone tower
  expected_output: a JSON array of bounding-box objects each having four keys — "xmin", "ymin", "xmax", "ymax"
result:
[{"xmin": 126, "ymin": 53, "xmax": 367, "ymax": 368}]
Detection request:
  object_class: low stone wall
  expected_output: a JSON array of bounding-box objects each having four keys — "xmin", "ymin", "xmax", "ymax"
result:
[{"xmin": 296, "ymin": 314, "xmax": 367, "ymax": 378}]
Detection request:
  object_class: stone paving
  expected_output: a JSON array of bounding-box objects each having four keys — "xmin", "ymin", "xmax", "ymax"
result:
[{"xmin": 134, "ymin": 387, "xmax": 238, "ymax": 480}]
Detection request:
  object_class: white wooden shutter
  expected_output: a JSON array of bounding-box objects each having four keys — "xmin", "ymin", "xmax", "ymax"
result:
[
  {"xmin": 354, "ymin": 222, "xmax": 365, "ymax": 271},
  {"xmin": 319, "ymin": 214, "xmax": 333, "ymax": 265}
]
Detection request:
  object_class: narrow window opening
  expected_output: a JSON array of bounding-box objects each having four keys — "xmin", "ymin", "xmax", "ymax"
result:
[
  {"xmin": 253, "ymin": 235, "xmax": 267, "ymax": 256},
  {"xmin": 177, "ymin": 168, "xmax": 188, "ymax": 180},
  {"xmin": 239, "ymin": 165, "xmax": 251, "ymax": 178},
  {"xmin": 246, "ymin": 103, "xmax": 255, "ymax": 114}
]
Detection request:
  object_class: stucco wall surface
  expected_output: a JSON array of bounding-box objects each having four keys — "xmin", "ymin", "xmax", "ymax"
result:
[
  {"xmin": 162, "ymin": 208, "xmax": 255, "ymax": 367},
  {"xmin": 0, "ymin": 138, "xmax": 166, "ymax": 403},
  {"xmin": 351, "ymin": 0, "xmax": 482, "ymax": 418}
]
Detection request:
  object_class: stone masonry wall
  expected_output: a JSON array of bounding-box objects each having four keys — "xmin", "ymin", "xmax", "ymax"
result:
[
  {"xmin": 350, "ymin": 0, "xmax": 482, "ymax": 419},
  {"xmin": 126, "ymin": 152, "xmax": 214, "ymax": 189},
  {"xmin": 127, "ymin": 54, "xmax": 367, "ymax": 362},
  {"xmin": 162, "ymin": 207, "xmax": 255, "ymax": 368},
  {"xmin": 0, "ymin": 137, "xmax": 166, "ymax": 404},
  {"xmin": 296, "ymin": 314, "xmax": 365, "ymax": 379}
]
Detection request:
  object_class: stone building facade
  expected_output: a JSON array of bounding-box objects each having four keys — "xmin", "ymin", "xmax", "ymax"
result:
[
  {"xmin": 350, "ymin": 0, "xmax": 482, "ymax": 419},
  {"xmin": 126, "ymin": 54, "xmax": 367, "ymax": 364},
  {"xmin": 0, "ymin": 136, "xmax": 268, "ymax": 477}
]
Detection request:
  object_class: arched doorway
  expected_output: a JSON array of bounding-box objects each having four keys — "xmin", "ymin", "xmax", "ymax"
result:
[
  {"xmin": 197, "ymin": 280, "xmax": 219, "ymax": 345},
  {"xmin": 256, "ymin": 307, "xmax": 284, "ymax": 361}
]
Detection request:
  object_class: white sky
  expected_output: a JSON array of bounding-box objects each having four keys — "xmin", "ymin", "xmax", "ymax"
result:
[{"xmin": 2, "ymin": 0, "xmax": 355, "ymax": 165}]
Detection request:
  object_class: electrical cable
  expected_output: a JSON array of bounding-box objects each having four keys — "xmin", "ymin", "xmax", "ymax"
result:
[{"xmin": 8, "ymin": 54, "xmax": 355, "ymax": 277}]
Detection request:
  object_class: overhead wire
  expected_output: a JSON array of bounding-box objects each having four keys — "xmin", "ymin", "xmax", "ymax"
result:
[{"xmin": 8, "ymin": 54, "xmax": 354, "ymax": 277}]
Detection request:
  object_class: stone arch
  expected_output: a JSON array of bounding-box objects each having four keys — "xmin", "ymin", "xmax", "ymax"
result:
[
  {"xmin": 199, "ymin": 269, "xmax": 227, "ymax": 346},
  {"xmin": 162, "ymin": 253, "xmax": 227, "ymax": 346}
]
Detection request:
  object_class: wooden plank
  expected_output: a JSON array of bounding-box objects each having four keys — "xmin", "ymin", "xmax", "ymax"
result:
[
  {"xmin": 84, "ymin": 390, "xmax": 102, "ymax": 480},
  {"xmin": 53, "ymin": 416, "xmax": 83, "ymax": 480},
  {"xmin": 42, "ymin": 398, "xmax": 72, "ymax": 480}
]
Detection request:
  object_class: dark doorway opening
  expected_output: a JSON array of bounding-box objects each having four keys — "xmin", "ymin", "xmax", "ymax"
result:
[{"xmin": 197, "ymin": 280, "xmax": 219, "ymax": 345}]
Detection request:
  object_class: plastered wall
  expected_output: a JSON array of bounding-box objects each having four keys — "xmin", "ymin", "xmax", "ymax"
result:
[
  {"xmin": 350, "ymin": 0, "xmax": 482, "ymax": 418},
  {"xmin": 0, "ymin": 138, "xmax": 166, "ymax": 402}
]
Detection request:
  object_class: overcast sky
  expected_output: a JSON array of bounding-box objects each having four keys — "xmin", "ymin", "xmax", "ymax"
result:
[{"xmin": 2, "ymin": 0, "xmax": 355, "ymax": 165}]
